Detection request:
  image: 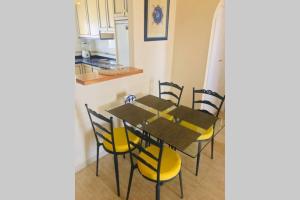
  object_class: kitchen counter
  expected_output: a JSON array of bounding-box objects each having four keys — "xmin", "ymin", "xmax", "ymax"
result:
[
  {"xmin": 76, "ymin": 67, "xmax": 143, "ymax": 85},
  {"xmin": 75, "ymin": 55, "xmax": 119, "ymax": 69},
  {"xmin": 75, "ymin": 55, "xmax": 143, "ymax": 85}
]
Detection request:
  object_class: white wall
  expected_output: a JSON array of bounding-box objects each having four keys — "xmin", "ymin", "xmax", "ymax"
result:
[{"xmin": 75, "ymin": 37, "xmax": 116, "ymax": 58}]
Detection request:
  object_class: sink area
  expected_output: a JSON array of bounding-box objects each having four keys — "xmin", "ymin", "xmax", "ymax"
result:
[{"xmin": 76, "ymin": 56, "xmax": 125, "ymax": 70}]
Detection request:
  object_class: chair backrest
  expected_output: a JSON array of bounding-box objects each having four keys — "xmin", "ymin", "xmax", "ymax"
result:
[
  {"xmin": 124, "ymin": 94, "xmax": 136, "ymax": 104},
  {"xmin": 192, "ymin": 88, "xmax": 225, "ymax": 117},
  {"xmin": 85, "ymin": 104, "xmax": 116, "ymax": 152},
  {"xmin": 123, "ymin": 120, "xmax": 164, "ymax": 181},
  {"xmin": 159, "ymin": 81, "xmax": 184, "ymax": 106}
]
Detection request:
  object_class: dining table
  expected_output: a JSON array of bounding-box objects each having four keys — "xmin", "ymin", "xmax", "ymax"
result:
[{"xmin": 107, "ymin": 94, "xmax": 225, "ymax": 158}]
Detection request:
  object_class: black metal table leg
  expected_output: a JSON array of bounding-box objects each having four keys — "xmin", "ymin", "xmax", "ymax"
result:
[
  {"xmin": 96, "ymin": 144, "xmax": 100, "ymax": 176},
  {"xmin": 179, "ymin": 170, "xmax": 184, "ymax": 198},
  {"xmin": 196, "ymin": 142, "xmax": 201, "ymax": 176},
  {"xmin": 113, "ymin": 154, "xmax": 120, "ymax": 196},
  {"xmin": 126, "ymin": 167, "xmax": 134, "ymax": 200}
]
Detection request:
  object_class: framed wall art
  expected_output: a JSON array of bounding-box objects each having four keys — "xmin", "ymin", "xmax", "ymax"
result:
[{"xmin": 144, "ymin": 0, "xmax": 170, "ymax": 41}]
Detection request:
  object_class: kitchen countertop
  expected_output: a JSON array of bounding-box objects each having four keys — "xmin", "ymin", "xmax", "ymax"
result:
[
  {"xmin": 75, "ymin": 55, "xmax": 119, "ymax": 69},
  {"xmin": 76, "ymin": 67, "xmax": 143, "ymax": 85},
  {"xmin": 75, "ymin": 55, "xmax": 143, "ymax": 85}
]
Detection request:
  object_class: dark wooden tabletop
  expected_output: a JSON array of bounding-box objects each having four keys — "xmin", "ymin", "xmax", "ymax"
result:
[
  {"xmin": 136, "ymin": 95, "xmax": 175, "ymax": 111},
  {"xmin": 107, "ymin": 95, "xmax": 220, "ymax": 153},
  {"xmin": 107, "ymin": 103, "xmax": 156, "ymax": 127},
  {"xmin": 168, "ymin": 105, "xmax": 218, "ymax": 130},
  {"xmin": 143, "ymin": 117, "xmax": 201, "ymax": 152}
]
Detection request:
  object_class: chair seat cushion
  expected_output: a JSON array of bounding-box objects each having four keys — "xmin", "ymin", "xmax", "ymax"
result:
[
  {"xmin": 103, "ymin": 127, "xmax": 140, "ymax": 153},
  {"xmin": 180, "ymin": 120, "xmax": 214, "ymax": 141},
  {"xmin": 137, "ymin": 146, "xmax": 181, "ymax": 181}
]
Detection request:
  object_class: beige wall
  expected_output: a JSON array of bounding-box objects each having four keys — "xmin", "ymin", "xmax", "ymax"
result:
[
  {"xmin": 171, "ymin": 0, "xmax": 219, "ymax": 106},
  {"xmin": 75, "ymin": 0, "xmax": 177, "ymax": 172},
  {"xmin": 129, "ymin": 0, "xmax": 177, "ymax": 95}
]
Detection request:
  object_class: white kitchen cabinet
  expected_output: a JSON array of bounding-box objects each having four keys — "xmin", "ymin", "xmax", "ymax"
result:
[
  {"xmin": 98, "ymin": 0, "xmax": 108, "ymax": 31},
  {"xmin": 75, "ymin": 0, "xmax": 90, "ymax": 36},
  {"xmin": 107, "ymin": 0, "xmax": 115, "ymax": 32},
  {"xmin": 113, "ymin": 0, "xmax": 127, "ymax": 18},
  {"xmin": 75, "ymin": 0, "xmax": 115, "ymax": 38},
  {"xmin": 113, "ymin": 0, "xmax": 126, "ymax": 17},
  {"xmin": 86, "ymin": 0, "xmax": 100, "ymax": 36}
]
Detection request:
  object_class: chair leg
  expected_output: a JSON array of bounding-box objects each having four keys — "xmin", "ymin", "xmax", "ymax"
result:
[
  {"xmin": 147, "ymin": 133, "xmax": 151, "ymax": 147},
  {"xmin": 126, "ymin": 167, "xmax": 134, "ymax": 200},
  {"xmin": 113, "ymin": 154, "xmax": 120, "ymax": 196},
  {"xmin": 211, "ymin": 136, "xmax": 214, "ymax": 159},
  {"xmin": 196, "ymin": 142, "xmax": 201, "ymax": 176},
  {"xmin": 96, "ymin": 144, "xmax": 99, "ymax": 176},
  {"xmin": 156, "ymin": 183, "xmax": 160, "ymax": 200},
  {"xmin": 179, "ymin": 170, "xmax": 184, "ymax": 198},
  {"xmin": 123, "ymin": 154, "xmax": 126, "ymax": 159}
]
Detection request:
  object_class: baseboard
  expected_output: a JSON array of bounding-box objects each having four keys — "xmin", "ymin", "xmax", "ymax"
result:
[{"xmin": 75, "ymin": 150, "xmax": 108, "ymax": 173}]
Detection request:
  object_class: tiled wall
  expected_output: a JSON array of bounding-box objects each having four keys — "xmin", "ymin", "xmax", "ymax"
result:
[{"xmin": 75, "ymin": 37, "xmax": 116, "ymax": 58}]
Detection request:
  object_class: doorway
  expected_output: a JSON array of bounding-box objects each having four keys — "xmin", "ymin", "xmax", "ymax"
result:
[{"xmin": 203, "ymin": 0, "xmax": 225, "ymax": 115}]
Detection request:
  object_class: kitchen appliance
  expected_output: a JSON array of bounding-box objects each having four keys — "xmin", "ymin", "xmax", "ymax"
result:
[
  {"xmin": 81, "ymin": 50, "xmax": 91, "ymax": 58},
  {"xmin": 81, "ymin": 41, "xmax": 91, "ymax": 58},
  {"xmin": 115, "ymin": 19, "xmax": 130, "ymax": 66}
]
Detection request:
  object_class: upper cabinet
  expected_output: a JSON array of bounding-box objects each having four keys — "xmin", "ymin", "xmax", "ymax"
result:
[
  {"xmin": 86, "ymin": 0, "xmax": 100, "ymax": 36},
  {"xmin": 107, "ymin": 0, "xmax": 115, "ymax": 31},
  {"xmin": 98, "ymin": 0, "xmax": 108, "ymax": 31},
  {"xmin": 75, "ymin": 0, "xmax": 115, "ymax": 38},
  {"xmin": 75, "ymin": 0, "xmax": 90, "ymax": 36},
  {"xmin": 113, "ymin": 0, "xmax": 128, "ymax": 18}
]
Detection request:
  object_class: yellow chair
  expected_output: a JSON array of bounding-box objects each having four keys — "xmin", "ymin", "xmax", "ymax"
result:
[
  {"xmin": 180, "ymin": 120, "xmax": 214, "ymax": 174},
  {"xmin": 180, "ymin": 120, "xmax": 214, "ymax": 141},
  {"xmin": 137, "ymin": 145, "xmax": 182, "ymax": 181},
  {"xmin": 102, "ymin": 127, "xmax": 140, "ymax": 153},
  {"xmin": 85, "ymin": 104, "xmax": 140, "ymax": 197},
  {"xmin": 181, "ymin": 88, "xmax": 225, "ymax": 176},
  {"xmin": 124, "ymin": 121, "xmax": 183, "ymax": 200}
]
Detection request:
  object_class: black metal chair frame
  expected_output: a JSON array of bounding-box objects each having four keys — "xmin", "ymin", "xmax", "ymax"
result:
[
  {"xmin": 123, "ymin": 121, "xmax": 183, "ymax": 200},
  {"xmin": 122, "ymin": 95, "xmax": 137, "ymax": 159},
  {"xmin": 192, "ymin": 88, "xmax": 225, "ymax": 176},
  {"xmin": 85, "ymin": 104, "xmax": 137, "ymax": 197},
  {"xmin": 158, "ymin": 81, "xmax": 184, "ymax": 106}
]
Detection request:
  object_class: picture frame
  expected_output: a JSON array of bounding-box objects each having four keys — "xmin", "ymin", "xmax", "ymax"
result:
[{"xmin": 144, "ymin": 0, "xmax": 170, "ymax": 41}]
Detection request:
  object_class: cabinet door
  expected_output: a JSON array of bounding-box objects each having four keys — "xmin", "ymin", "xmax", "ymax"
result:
[
  {"xmin": 124, "ymin": 0, "xmax": 128, "ymax": 15},
  {"xmin": 86, "ymin": 0, "xmax": 100, "ymax": 36},
  {"xmin": 75, "ymin": 0, "xmax": 90, "ymax": 36},
  {"xmin": 113, "ymin": 0, "xmax": 125, "ymax": 17},
  {"xmin": 107, "ymin": 0, "xmax": 115, "ymax": 31},
  {"xmin": 98, "ymin": 0, "xmax": 108, "ymax": 31},
  {"xmin": 75, "ymin": 64, "xmax": 82, "ymax": 75},
  {"xmin": 84, "ymin": 64, "xmax": 93, "ymax": 73}
]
